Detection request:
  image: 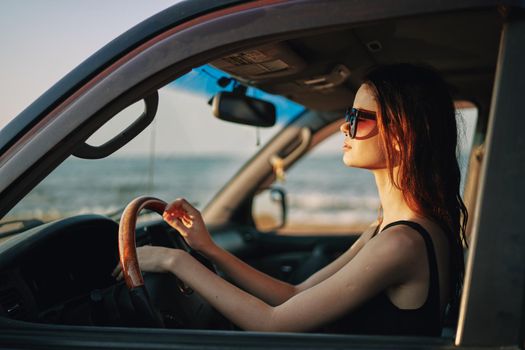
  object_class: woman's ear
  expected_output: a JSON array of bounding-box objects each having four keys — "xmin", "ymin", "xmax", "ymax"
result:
[{"xmin": 392, "ymin": 137, "xmax": 401, "ymax": 152}]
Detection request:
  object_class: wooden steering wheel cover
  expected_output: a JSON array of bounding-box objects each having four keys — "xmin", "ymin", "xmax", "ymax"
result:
[{"xmin": 118, "ymin": 196, "xmax": 167, "ymax": 288}]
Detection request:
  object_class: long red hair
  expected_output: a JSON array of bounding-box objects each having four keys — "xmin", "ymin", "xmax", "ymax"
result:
[{"xmin": 363, "ymin": 63, "xmax": 468, "ymax": 312}]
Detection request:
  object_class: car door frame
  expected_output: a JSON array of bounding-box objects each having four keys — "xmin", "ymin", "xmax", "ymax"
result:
[
  {"xmin": 0, "ymin": 1, "xmax": 524, "ymax": 349},
  {"xmin": 454, "ymin": 13, "xmax": 525, "ymax": 347}
]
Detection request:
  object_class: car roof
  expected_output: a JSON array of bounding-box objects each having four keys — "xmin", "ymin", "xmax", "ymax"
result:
[{"xmin": 210, "ymin": 8, "xmax": 501, "ymax": 112}]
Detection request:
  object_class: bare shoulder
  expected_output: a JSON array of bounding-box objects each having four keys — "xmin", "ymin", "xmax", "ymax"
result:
[
  {"xmin": 400, "ymin": 218, "xmax": 450, "ymax": 256},
  {"xmin": 367, "ymin": 224, "xmax": 428, "ymax": 264},
  {"xmin": 379, "ymin": 224, "xmax": 426, "ymax": 247},
  {"xmin": 371, "ymin": 220, "xmax": 450, "ymax": 273},
  {"xmin": 348, "ymin": 223, "xmax": 428, "ymax": 286}
]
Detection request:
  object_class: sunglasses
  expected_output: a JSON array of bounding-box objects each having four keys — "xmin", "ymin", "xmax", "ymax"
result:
[{"xmin": 344, "ymin": 107, "xmax": 378, "ymax": 139}]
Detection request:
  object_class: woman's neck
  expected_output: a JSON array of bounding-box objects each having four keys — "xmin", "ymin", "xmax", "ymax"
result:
[{"xmin": 372, "ymin": 167, "xmax": 419, "ymax": 228}]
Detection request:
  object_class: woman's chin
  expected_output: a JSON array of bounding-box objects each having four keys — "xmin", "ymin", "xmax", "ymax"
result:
[
  {"xmin": 342, "ymin": 153, "xmax": 377, "ymax": 169},
  {"xmin": 342, "ymin": 153, "xmax": 354, "ymax": 167}
]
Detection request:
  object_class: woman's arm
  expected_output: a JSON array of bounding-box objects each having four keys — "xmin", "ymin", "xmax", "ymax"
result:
[
  {"xmin": 162, "ymin": 198, "xmax": 296, "ymax": 305},
  {"xmin": 203, "ymin": 244, "xmax": 296, "ymax": 306},
  {"xmin": 160, "ymin": 225, "xmax": 422, "ymax": 332},
  {"xmin": 204, "ymin": 221, "xmax": 380, "ymax": 304},
  {"xmin": 162, "ymin": 199, "xmax": 374, "ymax": 306},
  {"xmin": 294, "ymin": 223, "xmax": 377, "ymax": 293}
]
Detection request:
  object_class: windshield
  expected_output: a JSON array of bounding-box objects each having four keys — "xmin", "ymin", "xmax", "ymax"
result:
[{"xmin": 0, "ymin": 65, "xmax": 304, "ymax": 228}]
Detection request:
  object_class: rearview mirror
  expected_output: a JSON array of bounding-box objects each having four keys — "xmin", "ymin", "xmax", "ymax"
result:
[{"xmin": 211, "ymin": 91, "xmax": 276, "ymax": 127}]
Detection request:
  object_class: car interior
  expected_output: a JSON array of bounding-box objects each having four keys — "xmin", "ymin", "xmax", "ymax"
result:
[{"xmin": 0, "ymin": 4, "xmax": 503, "ymax": 341}]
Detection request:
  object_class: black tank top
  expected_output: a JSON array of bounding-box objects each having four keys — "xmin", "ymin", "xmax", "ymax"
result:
[{"xmin": 321, "ymin": 220, "xmax": 442, "ymax": 336}]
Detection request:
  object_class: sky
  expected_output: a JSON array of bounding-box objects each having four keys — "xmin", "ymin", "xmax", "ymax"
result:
[{"xmin": 0, "ymin": 0, "xmax": 178, "ymax": 128}]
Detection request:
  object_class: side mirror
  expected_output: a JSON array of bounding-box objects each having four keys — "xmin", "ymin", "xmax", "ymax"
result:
[
  {"xmin": 252, "ymin": 187, "xmax": 287, "ymax": 232},
  {"xmin": 211, "ymin": 91, "xmax": 276, "ymax": 127}
]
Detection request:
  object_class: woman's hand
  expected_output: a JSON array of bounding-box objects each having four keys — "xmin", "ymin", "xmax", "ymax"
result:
[
  {"xmin": 112, "ymin": 245, "xmax": 177, "ymax": 280},
  {"xmin": 162, "ymin": 198, "xmax": 216, "ymax": 255}
]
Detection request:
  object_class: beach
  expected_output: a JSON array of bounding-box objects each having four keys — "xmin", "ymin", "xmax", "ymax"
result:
[{"xmin": 3, "ymin": 152, "xmax": 468, "ymax": 236}]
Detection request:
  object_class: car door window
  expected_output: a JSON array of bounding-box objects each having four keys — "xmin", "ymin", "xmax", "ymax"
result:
[
  {"xmin": 255, "ymin": 131, "xmax": 380, "ymax": 236},
  {"xmin": 254, "ymin": 105, "xmax": 478, "ymax": 236}
]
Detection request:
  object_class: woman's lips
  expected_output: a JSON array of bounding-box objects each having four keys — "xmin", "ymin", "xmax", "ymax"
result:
[{"xmin": 342, "ymin": 143, "xmax": 352, "ymax": 151}]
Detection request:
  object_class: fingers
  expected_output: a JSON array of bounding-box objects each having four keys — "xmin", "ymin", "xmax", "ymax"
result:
[
  {"xmin": 112, "ymin": 263, "xmax": 121, "ymax": 277},
  {"xmin": 175, "ymin": 219, "xmax": 189, "ymax": 237},
  {"xmin": 164, "ymin": 198, "xmax": 198, "ymax": 218},
  {"xmin": 180, "ymin": 215, "xmax": 193, "ymax": 228},
  {"xmin": 164, "ymin": 213, "xmax": 190, "ymax": 232},
  {"xmin": 177, "ymin": 198, "xmax": 199, "ymax": 215},
  {"xmin": 116, "ymin": 270, "xmax": 123, "ymax": 281},
  {"xmin": 111, "ymin": 263, "xmax": 124, "ymax": 281},
  {"xmin": 164, "ymin": 198, "xmax": 198, "ymax": 230}
]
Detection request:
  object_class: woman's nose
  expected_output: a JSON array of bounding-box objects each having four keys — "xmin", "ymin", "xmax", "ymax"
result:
[{"xmin": 340, "ymin": 122, "xmax": 349, "ymax": 135}]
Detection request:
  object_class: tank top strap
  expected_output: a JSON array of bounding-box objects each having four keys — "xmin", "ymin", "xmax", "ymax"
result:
[{"xmin": 379, "ymin": 220, "xmax": 441, "ymax": 314}]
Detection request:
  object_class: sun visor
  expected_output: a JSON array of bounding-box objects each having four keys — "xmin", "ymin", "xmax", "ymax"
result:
[{"xmin": 210, "ymin": 42, "xmax": 306, "ymax": 81}]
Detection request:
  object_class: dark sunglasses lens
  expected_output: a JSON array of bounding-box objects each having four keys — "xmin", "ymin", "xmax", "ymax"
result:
[
  {"xmin": 350, "ymin": 115, "xmax": 357, "ymax": 138},
  {"xmin": 345, "ymin": 109, "xmax": 357, "ymax": 138}
]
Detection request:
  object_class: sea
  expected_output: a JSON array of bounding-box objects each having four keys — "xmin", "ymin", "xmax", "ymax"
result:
[{"xmin": 4, "ymin": 154, "xmax": 469, "ymax": 229}]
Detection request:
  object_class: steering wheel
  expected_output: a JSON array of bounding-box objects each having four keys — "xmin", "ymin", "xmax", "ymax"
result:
[{"xmin": 118, "ymin": 196, "xmax": 213, "ymax": 328}]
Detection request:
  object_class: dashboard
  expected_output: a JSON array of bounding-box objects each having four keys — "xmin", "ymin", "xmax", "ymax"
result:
[
  {"xmin": 0, "ymin": 215, "xmax": 120, "ymax": 324},
  {"xmin": 0, "ymin": 214, "xmax": 229, "ymax": 329}
]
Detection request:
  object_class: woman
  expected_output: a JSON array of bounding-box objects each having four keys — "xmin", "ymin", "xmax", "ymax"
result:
[{"xmin": 113, "ymin": 63, "xmax": 468, "ymax": 335}]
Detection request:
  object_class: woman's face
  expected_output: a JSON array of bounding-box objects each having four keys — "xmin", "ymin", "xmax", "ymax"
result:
[{"xmin": 340, "ymin": 84, "xmax": 387, "ymax": 170}]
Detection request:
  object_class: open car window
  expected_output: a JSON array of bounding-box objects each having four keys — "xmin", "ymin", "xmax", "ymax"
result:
[
  {"xmin": 256, "ymin": 131, "xmax": 380, "ymax": 235},
  {"xmin": 0, "ymin": 66, "xmax": 303, "ymax": 229},
  {"xmin": 253, "ymin": 105, "xmax": 478, "ymax": 236}
]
